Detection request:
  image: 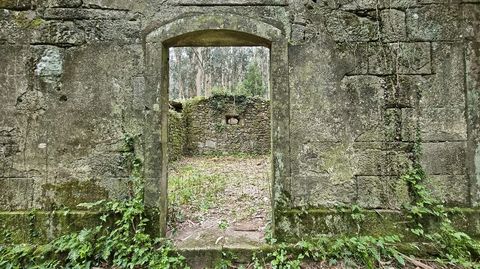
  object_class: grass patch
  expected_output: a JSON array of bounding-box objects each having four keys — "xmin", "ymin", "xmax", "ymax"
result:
[{"xmin": 168, "ymin": 164, "xmax": 228, "ymax": 226}]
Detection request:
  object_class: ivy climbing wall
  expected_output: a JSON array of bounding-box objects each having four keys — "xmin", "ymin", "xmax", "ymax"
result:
[
  {"xmin": 181, "ymin": 96, "xmax": 270, "ymax": 156},
  {"xmin": 167, "ymin": 96, "xmax": 270, "ymax": 161},
  {"xmin": 289, "ymin": 3, "xmax": 469, "ymax": 208},
  {"xmin": 0, "ymin": 0, "xmax": 479, "ymax": 242}
]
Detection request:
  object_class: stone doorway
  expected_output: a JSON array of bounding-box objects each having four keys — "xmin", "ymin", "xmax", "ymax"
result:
[
  {"xmin": 166, "ymin": 45, "xmax": 272, "ymax": 247},
  {"xmin": 143, "ymin": 14, "xmax": 290, "ymax": 239}
]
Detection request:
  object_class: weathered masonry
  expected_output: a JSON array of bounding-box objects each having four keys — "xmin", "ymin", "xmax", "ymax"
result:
[
  {"xmin": 0, "ymin": 0, "xmax": 479, "ymax": 242},
  {"xmin": 168, "ymin": 95, "xmax": 271, "ymax": 160}
]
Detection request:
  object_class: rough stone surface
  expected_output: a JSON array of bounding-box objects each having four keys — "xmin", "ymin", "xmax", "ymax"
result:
[
  {"xmin": 420, "ymin": 142, "xmax": 466, "ymax": 175},
  {"xmin": 406, "ymin": 5, "xmax": 462, "ymax": 41},
  {"xmin": 42, "ymin": 8, "xmax": 138, "ymax": 21},
  {"xmin": 466, "ymin": 41, "xmax": 480, "ymax": 207},
  {"xmin": 82, "ymin": 0, "xmax": 144, "ymax": 10},
  {"xmin": 34, "ymin": 46, "xmax": 64, "ymax": 83},
  {"xmin": 368, "ymin": 43, "xmax": 395, "ymax": 75},
  {"xmin": 355, "ymin": 146, "xmax": 411, "ymax": 176},
  {"xmin": 174, "ymin": 0, "xmax": 287, "ymax": 5},
  {"xmin": 0, "ymin": 178, "xmax": 33, "ymax": 210},
  {"xmin": 380, "ymin": 9, "xmax": 406, "ymax": 42},
  {"xmin": 463, "ymin": 4, "xmax": 480, "ymax": 40},
  {"xmin": 76, "ymin": 20, "xmax": 141, "ymax": 43},
  {"xmin": 0, "ymin": 0, "xmax": 31, "ymax": 9},
  {"xmin": 341, "ymin": 75, "xmax": 386, "ymax": 142},
  {"xmin": 335, "ymin": 42, "xmax": 368, "ymax": 75},
  {"xmin": 396, "ymin": 75, "xmax": 424, "ymax": 108},
  {"xmin": 401, "ymin": 108, "xmax": 417, "ymax": 142},
  {"xmin": 334, "ymin": 0, "xmax": 418, "ymax": 10},
  {"xmin": 32, "ymin": 21, "xmax": 86, "ymax": 45},
  {"xmin": 391, "ymin": 42, "xmax": 432, "ymax": 74},
  {"xmin": 42, "ymin": 0, "xmax": 82, "ymax": 8},
  {"xmin": 0, "ymin": 10, "xmax": 43, "ymax": 44},
  {"xmin": 419, "ymin": 42, "xmax": 467, "ymax": 141},
  {"xmin": 168, "ymin": 110, "xmax": 186, "ymax": 161},
  {"xmin": 356, "ymin": 176, "xmax": 409, "ymax": 209},
  {"xmin": 425, "ymin": 175, "xmax": 470, "ymax": 206},
  {"xmin": 326, "ymin": 11, "xmax": 379, "ymax": 42}
]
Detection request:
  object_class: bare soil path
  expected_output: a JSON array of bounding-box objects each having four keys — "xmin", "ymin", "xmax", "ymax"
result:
[{"xmin": 167, "ymin": 155, "xmax": 271, "ymax": 248}]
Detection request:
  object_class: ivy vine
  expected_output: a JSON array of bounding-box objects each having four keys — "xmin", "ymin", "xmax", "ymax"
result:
[{"xmin": 0, "ymin": 134, "xmax": 188, "ymax": 269}]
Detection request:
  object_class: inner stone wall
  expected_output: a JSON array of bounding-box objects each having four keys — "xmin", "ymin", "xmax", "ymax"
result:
[
  {"xmin": 0, "ymin": 0, "xmax": 479, "ymax": 242},
  {"xmin": 168, "ymin": 110, "xmax": 186, "ymax": 162},
  {"xmin": 181, "ymin": 95, "xmax": 270, "ymax": 156}
]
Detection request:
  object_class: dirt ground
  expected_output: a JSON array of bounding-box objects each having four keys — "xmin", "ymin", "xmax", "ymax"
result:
[
  {"xmin": 167, "ymin": 155, "xmax": 271, "ymax": 248},
  {"xmin": 166, "ymin": 156, "xmax": 466, "ymax": 269}
]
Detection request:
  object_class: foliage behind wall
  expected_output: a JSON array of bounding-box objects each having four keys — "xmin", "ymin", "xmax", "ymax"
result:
[{"xmin": 168, "ymin": 47, "xmax": 270, "ymax": 100}]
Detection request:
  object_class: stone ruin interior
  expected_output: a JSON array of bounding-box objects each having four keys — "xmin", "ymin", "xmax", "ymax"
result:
[{"xmin": 166, "ymin": 46, "xmax": 273, "ymax": 248}]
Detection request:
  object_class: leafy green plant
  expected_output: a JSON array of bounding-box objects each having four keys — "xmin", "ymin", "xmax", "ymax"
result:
[
  {"xmin": 251, "ymin": 234, "xmax": 405, "ymax": 269},
  {"xmin": 168, "ymin": 164, "xmax": 228, "ymax": 227},
  {"xmin": 3, "ymin": 133, "xmax": 480, "ymax": 268},
  {"xmin": 250, "ymin": 244, "xmax": 303, "ymax": 269},
  {"xmin": 27, "ymin": 209, "xmax": 39, "ymax": 240},
  {"xmin": 218, "ymin": 219, "xmax": 229, "ymax": 231},
  {"xmin": 215, "ymin": 251, "xmax": 237, "ymax": 269},
  {"xmin": 239, "ymin": 62, "xmax": 267, "ymax": 97},
  {"xmin": 211, "ymin": 86, "xmax": 229, "ymax": 96},
  {"xmin": 0, "ymin": 134, "xmax": 188, "ymax": 269},
  {"xmin": 402, "ymin": 136, "xmax": 480, "ymax": 267},
  {"xmin": 207, "ymin": 94, "xmax": 257, "ymax": 117},
  {"xmin": 1, "ymin": 225, "xmax": 12, "ymax": 243},
  {"xmin": 214, "ymin": 122, "xmax": 226, "ymax": 133}
]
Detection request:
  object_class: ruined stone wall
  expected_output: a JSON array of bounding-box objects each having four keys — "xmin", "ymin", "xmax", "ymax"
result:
[
  {"xmin": 182, "ymin": 95, "xmax": 270, "ymax": 156},
  {"xmin": 280, "ymin": 0, "xmax": 480, "ymax": 240},
  {"xmin": 168, "ymin": 110, "xmax": 186, "ymax": 162},
  {"xmin": 287, "ymin": 0, "xmax": 478, "ymax": 209},
  {"xmin": 0, "ymin": 0, "xmax": 479, "ymax": 242}
]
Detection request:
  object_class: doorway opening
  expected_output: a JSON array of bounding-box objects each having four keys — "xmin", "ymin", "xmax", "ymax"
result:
[
  {"xmin": 166, "ymin": 46, "xmax": 272, "ymax": 248},
  {"xmin": 144, "ymin": 16, "xmax": 289, "ymax": 241}
]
